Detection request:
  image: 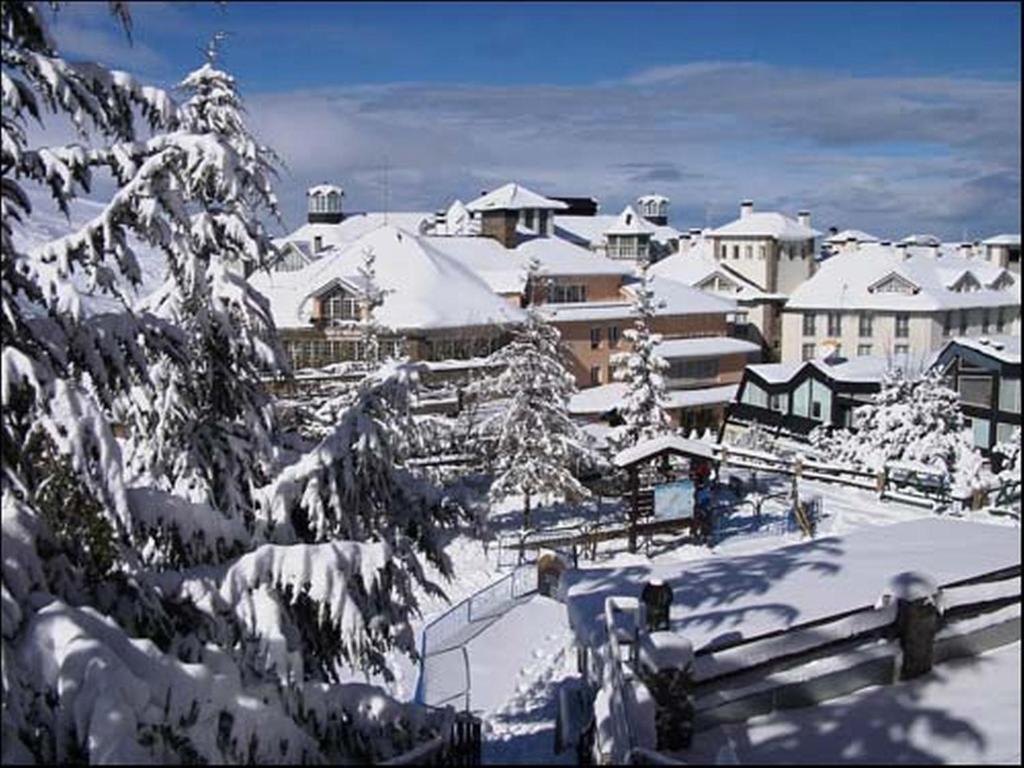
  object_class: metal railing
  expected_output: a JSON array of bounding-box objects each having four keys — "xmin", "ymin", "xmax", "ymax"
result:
[{"xmin": 415, "ymin": 564, "xmax": 538, "ymax": 710}]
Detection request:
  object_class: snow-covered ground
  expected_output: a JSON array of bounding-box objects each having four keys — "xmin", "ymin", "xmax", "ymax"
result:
[
  {"xmin": 408, "ymin": 470, "xmax": 1019, "ymax": 764},
  {"xmin": 688, "ymin": 642, "xmax": 1022, "ymax": 764}
]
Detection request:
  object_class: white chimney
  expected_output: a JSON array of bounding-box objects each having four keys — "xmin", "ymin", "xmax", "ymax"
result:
[
  {"xmin": 797, "ymin": 210, "xmax": 811, "ymax": 230},
  {"xmin": 740, "ymin": 200, "xmax": 754, "ymax": 219}
]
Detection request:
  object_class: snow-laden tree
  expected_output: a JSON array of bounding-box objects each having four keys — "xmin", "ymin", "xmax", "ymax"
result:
[
  {"xmin": 991, "ymin": 426, "xmax": 1021, "ymax": 480},
  {"xmin": 478, "ymin": 257, "xmax": 591, "ymax": 529},
  {"xmin": 121, "ymin": 36, "xmax": 289, "ymax": 534},
  {"xmin": 2, "ymin": 5, "xmax": 452, "ymax": 762},
  {"xmin": 811, "ymin": 367, "xmax": 983, "ymax": 494},
  {"xmin": 609, "ymin": 260, "xmax": 671, "ymax": 451}
]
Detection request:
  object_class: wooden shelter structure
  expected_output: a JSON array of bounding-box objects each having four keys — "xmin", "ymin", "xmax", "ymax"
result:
[{"xmin": 612, "ymin": 435, "xmax": 719, "ymax": 552}]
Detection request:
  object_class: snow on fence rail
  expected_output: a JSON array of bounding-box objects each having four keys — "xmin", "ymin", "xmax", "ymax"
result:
[{"xmin": 415, "ymin": 564, "xmax": 538, "ymax": 710}]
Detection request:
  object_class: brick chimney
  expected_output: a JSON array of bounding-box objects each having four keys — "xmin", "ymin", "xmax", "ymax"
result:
[
  {"xmin": 740, "ymin": 200, "xmax": 754, "ymax": 219},
  {"xmin": 480, "ymin": 210, "xmax": 519, "ymax": 249}
]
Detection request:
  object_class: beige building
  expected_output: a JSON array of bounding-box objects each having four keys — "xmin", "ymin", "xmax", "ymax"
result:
[
  {"xmin": 781, "ymin": 243, "xmax": 1021, "ymax": 365},
  {"xmin": 706, "ymin": 200, "xmax": 820, "ymax": 297}
]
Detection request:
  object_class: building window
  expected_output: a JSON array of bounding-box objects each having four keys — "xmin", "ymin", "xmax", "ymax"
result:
[
  {"xmin": 802, "ymin": 343, "xmax": 816, "ymax": 361},
  {"xmin": 550, "ymin": 283, "xmax": 587, "ymax": 303},
  {"xmin": 744, "ymin": 245, "xmax": 753, "ymax": 259},
  {"xmin": 959, "ymin": 376, "xmax": 992, "ymax": 408},
  {"xmin": 999, "ymin": 378, "xmax": 1021, "ymax": 413},
  {"xmin": 523, "ymin": 209, "xmax": 535, "ymax": 231},
  {"xmin": 590, "ymin": 327, "xmax": 602, "ymax": 349},
  {"xmin": 811, "ymin": 400, "xmax": 822, "ymax": 419},
  {"xmin": 609, "ymin": 326, "xmax": 620, "ymax": 347},
  {"xmin": 943, "ymin": 312, "xmax": 952, "ymax": 337},
  {"xmin": 719, "ymin": 243, "xmax": 728, "ymax": 260},
  {"xmin": 857, "ymin": 344, "xmax": 872, "ymax": 357},
  {"xmin": 803, "ymin": 313, "xmax": 816, "ymax": 336},
  {"xmin": 959, "ymin": 310, "xmax": 968, "ymax": 335},
  {"xmin": 759, "ymin": 244, "xmax": 767, "ymax": 260},
  {"xmin": 996, "ymin": 308, "xmax": 1005, "ymax": 333},
  {"xmin": 982, "ymin": 309, "xmax": 991, "ymax": 334},
  {"xmin": 667, "ymin": 358, "xmax": 719, "ymax": 381},
  {"xmin": 732, "ymin": 245, "xmax": 740, "ymax": 260},
  {"xmin": 827, "ymin": 312, "xmax": 842, "ymax": 337},
  {"xmin": 895, "ymin": 313, "xmax": 910, "ymax": 338},
  {"xmin": 769, "ymin": 393, "xmax": 785, "ymax": 412},
  {"xmin": 858, "ymin": 312, "xmax": 873, "ymax": 337},
  {"xmin": 894, "ymin": 343, "xmax": 910, "ymax": 357},
  {"xmin": 589, "ymin": 366, "xmax": 601, "ymax": 386}
]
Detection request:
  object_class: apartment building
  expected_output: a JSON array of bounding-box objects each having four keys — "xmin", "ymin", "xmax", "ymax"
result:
[{"xmin": 781, "ymin": 243, "xmax": 1021, "ymax": 365}]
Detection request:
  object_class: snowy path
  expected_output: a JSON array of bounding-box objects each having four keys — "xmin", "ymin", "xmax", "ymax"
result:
[{"xmin": 463, "ymin": 596, "xmax": 577, "ymax": 764}]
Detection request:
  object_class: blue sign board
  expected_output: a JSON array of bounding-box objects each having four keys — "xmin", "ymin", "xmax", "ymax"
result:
[{"xmin": 654, "ymin": 480, "xmax": 695, "ymax": 520}]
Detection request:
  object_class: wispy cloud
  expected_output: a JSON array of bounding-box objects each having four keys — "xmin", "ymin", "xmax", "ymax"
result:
[{"xmin": 245, "ymin": 61, "xmax": 1019, "ymax": 239}]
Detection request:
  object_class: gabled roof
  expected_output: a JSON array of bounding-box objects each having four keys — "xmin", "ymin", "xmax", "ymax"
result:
[
  {"xmin": 279, "ymin": 212, "xmax": 434, "ymax": 254},
  {"xmin": 648, "ymin": 242, "xmax": 781, "ymax": 301},
  {"xmin": 708, "ymin": 212, "xmax": 820, "ymax": 241},
  {"xmin": 554, "ymin": 215, "xmax": 680, "ymax": 249},
  {"xmin": 786, "ymin": 243, "xmax": 1020, "ymax": 312},
  {"xmin": 465, "ymin": 182, "xmax": 569, "ymax": 212},
  {"xmin": 250, "ymin": 224, "xmax": 525, "ymax": 331},
  {"xmin": 866, "ymin": 271, "xmax": 921, "ymax": 295},
  {"xmin": 939, "ymin": 334, "xmax": 1020, "ymax": 365},
  {"xmin": 604, "ymin": 205, "xmax": 656, "ymax": 236}
]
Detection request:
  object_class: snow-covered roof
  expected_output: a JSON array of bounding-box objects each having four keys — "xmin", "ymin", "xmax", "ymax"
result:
[
  {"xmin": 747, "ymin": 354, "xmax": 931, "ymax": 388},
  {"xmin": 648, "ymin": 244, "xmax": 780, "ymax": 301},
  {"xmin": 535, "ymin": 301, "xmax": 646, "ymax": 324},
  {"xmin": 515, "ymin": 236, "xmax": 634, "ymax": 277},
  {"xmin": 603, "ymin": 205, "xmax": 656, "ymax": 237},
  {"xmin": 786, "ymin": 244, "xmax": 1020, "ymax": 312},
  {"xmin": 554, "ymin": 215, "xmax": 680, "ymax": 249},
  {"xmin": 613, "ymin": 434, "xmax": 717, "ymax": 467},
  {"xmin": 981, "ymin": 234, "xmax": 1022, "ymax": 246},
  {"xmin": 465, "ymin": 183, "xmax": 569, "ymax": 212},
  {"xmin": 278, "ymin": 212, "xmax": 434, "ymax": 254},
  {"xmin": 250, "ymin": 224, "xmax": 525, "ymax": 331},
  {"xmin": 655, "ymin": 337, "xmax": 762, "ymax": 360},
  {"xmin": 825, "ymin": 228, "xmax": 881, "ymax": 244},
  {"xmin": 709, "ymin": 212, "xmax": 820, "ymax": 241},
  {"xmin": 941, "ymin": 335, "xmax": 1021, "ymax": 365},
  {"xmin": 570, "ymin": 382, "xmax": 738, "ymax": 415},
  {"xmin": 899, "ymin": 233, "xmax": 942, "ymax": 247},
  {"xmin": 622, "ymin": 275, "xmax": 739, "ymax": 316},
  {"xmin": 307, "ymin": 183, "xmax": 343, "ymax": 196}
]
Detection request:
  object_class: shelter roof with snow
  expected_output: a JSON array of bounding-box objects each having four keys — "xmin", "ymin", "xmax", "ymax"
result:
[{"xmin": 709, "ymin": 212, "xmax": 820, "ymax": 241}]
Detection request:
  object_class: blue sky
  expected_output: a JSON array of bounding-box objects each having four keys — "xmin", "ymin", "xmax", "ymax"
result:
[{"xmin": 47, "ymin": 2, "xmax": 1022, "ymax": 238}]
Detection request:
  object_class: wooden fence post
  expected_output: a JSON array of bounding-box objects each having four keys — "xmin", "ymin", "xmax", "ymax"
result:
[{"xmin": 886, "ymin": 572, "xmax": 941, "ymax": 680}]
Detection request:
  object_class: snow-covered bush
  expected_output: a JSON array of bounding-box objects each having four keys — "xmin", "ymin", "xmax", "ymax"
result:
[
  {"xmin": 476, "ymin": 257, "xmax": 592, "ymax": 528},
  {"xmin": 2, "ymin": 5, "xmax": 452, "ymax": 762},
  {"xmin": 812, "ymin": 367, "xmax": 983, "ymax": 494},
  {"xmin": 991, "ymin": 426, "xmax": 1021, "ymax": 480},
  {"xmin": 609, "ymin": 260, "xmax": 671, "ymax": 451}
]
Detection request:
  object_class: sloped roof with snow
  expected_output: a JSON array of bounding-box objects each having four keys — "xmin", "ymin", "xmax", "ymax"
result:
[
  {"xmin": 622, "ymin": 275, "xmax": 739, "ymax": 316},
  {"xmin": 604, "ymin": 205, "xmax": 656, "ymax": 236},
  {"xmin": 648, "ymin": 242, "xmax": 779, "ymax": 301},
  {"xmin": 554, "ymin": 215, "xmax": 680, "ymax": 248},
  {"xmin": 825, "ymin": 228, "xmax": 881, "ymax": 244},
  {"xmin": 278, "ymin": 212, "xmax": 433, "ymax": 254},
  {"xmin": 465, "ymin": 183, "xmax": 569, "ymax": 212},
  {"xmin": 981, "ymin": 234, "xmax": 1022, "ymax": 246},
  {"xmin": 570, "ymin": 382, "xmax": 738, "ymax": 415},
  {"xmin": 250, "ymin": 225, "xmax": 525, "ymax": 331},
  {"xmin": 709, "ymin": 212, "xmax": 820, "ymax": 241},
  {"xmin": 786, "ymin": 244, "xmax": 1020, "ymax": 311},
  {"xmin": 940, "ymin": 335, "xmax": 1021, "ymax": 365},
  {"xmin": 899, "ymin": 233, "xmax": 942, "ymax": 246}
]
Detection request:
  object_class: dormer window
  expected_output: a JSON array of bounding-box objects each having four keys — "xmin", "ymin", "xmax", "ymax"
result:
[{"xmin": 868, "ymin": 273, "xmax": 920, "ymax": 295}]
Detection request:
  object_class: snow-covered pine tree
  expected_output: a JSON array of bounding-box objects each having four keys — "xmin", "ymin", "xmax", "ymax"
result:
[
  {"xmin": 2, "ymin": 5, "xmax": 451, "ymax": 762},
  {"xmin": 812, "ymin": 367, "xmax": 983, "ymax": 493},
  {"xmin": 609, "ymin": 259, "xmax": 671, "ymax": 451},
  {"xmin": 357, "ymin": 245, "xmax": 385, "ymax": 367},
  {"xmin": 121, "ymin": 35, "xmax": 289, "ymax": 536},
  {"xmin": 481, "ymin": 256, "xmax": 591, "ymax": 529}
]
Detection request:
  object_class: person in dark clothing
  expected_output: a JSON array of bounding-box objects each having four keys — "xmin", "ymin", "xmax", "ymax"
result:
[{"xmin": 641, "ymin": 579, "xmax": 673, "ymax": 632}]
